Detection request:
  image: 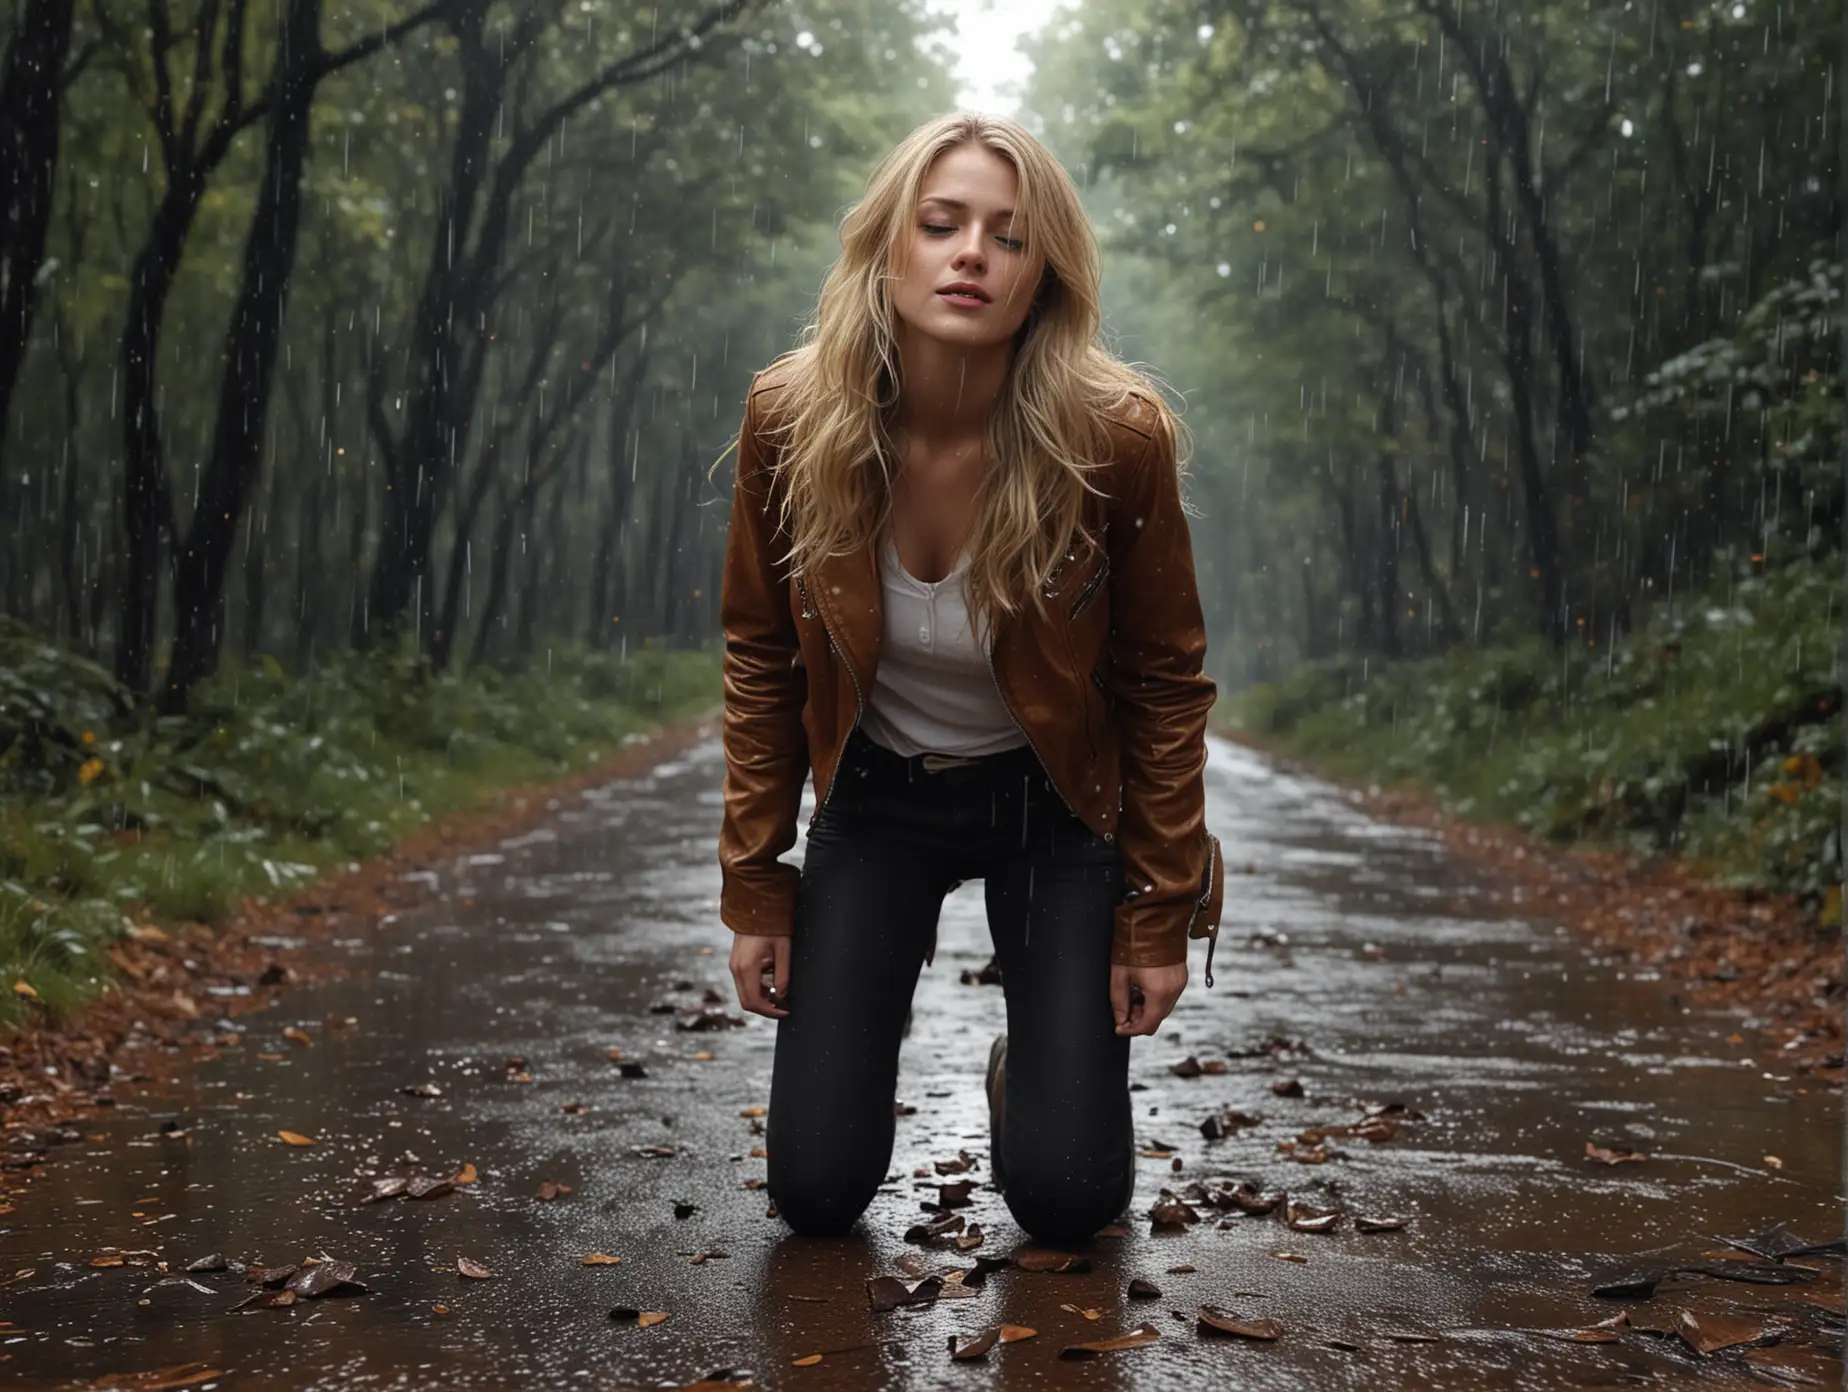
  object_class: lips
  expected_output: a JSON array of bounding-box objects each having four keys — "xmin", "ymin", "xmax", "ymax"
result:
[{"xmin": 937, "ymin": 283, "xmax": 990, "ymax": 303}]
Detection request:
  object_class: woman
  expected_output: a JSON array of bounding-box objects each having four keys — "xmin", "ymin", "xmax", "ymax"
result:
[{"xmin": 716, "ymin": 113, "xmax": 1223, "ymax": 1245}]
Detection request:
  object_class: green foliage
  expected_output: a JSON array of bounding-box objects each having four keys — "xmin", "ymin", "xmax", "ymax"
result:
[
  {"xmin": 0, "ymin": 639, "xmax": 720, "ymax": 1030},
  {"xmin": 1227, "ymin": 562, "xmax": 1844, "ymax": 902}
]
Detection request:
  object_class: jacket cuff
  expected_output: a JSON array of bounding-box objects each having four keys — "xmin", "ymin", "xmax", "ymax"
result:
[
  {"xmin": 718, "ymin": 865, "xmax": 800, "ymax": 938},
  {"xmin": 1110, "ymin": 904, "xmax": 1189, "ymax": 968}
]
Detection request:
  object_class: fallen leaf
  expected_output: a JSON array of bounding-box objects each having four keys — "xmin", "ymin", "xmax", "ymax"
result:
[
  {"xmin": 739, "ymin": 1105, "xmax": 766, "ymax": 1118},
  {"xmin": 561, "ymin": 1102, "xmax": 588, "ymax": 1115},
  {"xmin": 580, "ymin": 1253, "xmax": 622, "ymax": 1266},
  {"xmin": 1015, "ymin": 1249, "xmax": 1091, "ymax": 1274},
  {"xmin": 867, "ymin": 1274, "xmax": 943, "ymax": 1311},
  {"xmin": 631, "ymin": 1145, "xmax": 676, "ymax": 1158},
  {"xmin": 12, "ymin": 980, "xmax": 38, "ymax": 999},
  {"xmin": 452, "ymin": 1163, "xmax": 478, "ymax": 1185},
  {"xmin": 1763, "ymin": 1154, "xmax": 1785, "ymax": 1170},
  {"xmin": 1058, "ymin": 1322, "xmax": 1161, "ymax": 1358},
  {"xmin": 639, "ymin": 1311, "xmax": 669, "ymax": 1328},
  {"xmin": 366, "ymin": 1177, "xmax": 409, "ymax": 1203},
  {"xmin": 537, "ymin": 1181, "xmax": 572, "ymax": 1201},
  {"xmin": 286, "ymin": 1260, "xmax": 368, "ymax": 1298},
  {"xmin": 1198, "ymin": 1305, "xmax": 1284, "ymax": 1339},
  {"xmin": 1199, "ymin": 1109, "xmax": 1264, "ymax": 1141},
  {"xmin": 406, "ymin": 1176, "xmax": 454, "ymax": 1200},
  {"xmin": 283, "ymin": 1027, "xmax": 312, "ymax": 1046},
  {"xmin": 400, "ymin": 1082, "xmax": 442, "ymax": 1098},
  {"xmin": 246, "ymin": 1264, "xmax": 298, "ymax": 1287},
  {"xmin": 1354, "ymin": 1214, "xmax": 1408, "ymax": 1233},
  {"xmin": 1166, "ymin": 1264, "xmax": 1197, "ymax": 1274},
  {"xmin": 608, "ymin": 1306, "xmax": 669, "ymax": 1325},
  {"xmin": 949, "ymin": 1328, "xmax": 999, "ymax": 1360},
  {"xmin": 276, "ymin": 1130, "xmax": 314, "ymax": 1146},
  {"xmin": 1170, "ymin": 1055, "xmax": 1204, "ymax": 1078},
  {"xmin": 1677, "ymin": 1309, "xmax": 1764, "ymax": 1355},
  {"xmin": 938, "ymin": 1179, "xmax": 976, "ymax": 1208},
  {"xmin": 905, "ymin": 1213, "xmax": 965, "ymax": 1245},
  {"xmin": 1271, "ymin": 1252, "xmax": 1309, "ymax": 1263},
  {"xmin": 1271, "ymin": 1078, "xmax": 1304, "ymax": 1097},
  {"xmin": 185, "ymin": 1254, "xmax": 227, "ymax": 1273},
  {"xmin": 1715, "ymin": 1223, "xmax": 1846, "ymax": 1262},
  {"xmin": 1061, "ymin": 1303, "xmax": 1105, "ymax": 1321},
  {"xmin": 1585, "ymin": 1141, "xmax": 1648, "ymax": 1165},
  {"xmin": 1286, "ymin": 1202, "xmax": 1341, "ymax": 1233},
  {"xmin": 1095, "ymin": 1224, "xmax": 1131, "ymax": 1238},
  {"xmin": 230, "ymin": 1288, "xmax": 297, "ymax": 1311},
  {"xmin": 792, "ymin": 1353, "xmax": 823, "ymax": 1366},
  {"xmin": 1590, "ymin": 1272, "xmax": 1661, "ymax": 1299},
  {"xmin": 1740, "ymin": 1345, "xmax": 1840, "ymax": 1385},
  {"xmin": 90, "ymin": 1254, "xmax": 126, "ymax": 1268},
  {"xmin": 1148, "ymin": 1198, "xmax": 1201, "ymax": 1230},
  {"xmin": 1128, "ymin": 1278, "xmax": 1162, "ymax": 1299},
  {"xmin": 456, "ymin": 1255, "xmax": 491, "ymax": 1280},
  {"xmin": 433, "ymin": 1304, "xmax": 451, "ymax": 1316},
  {"xmin": 999, "ymin": 1324, "xmax": 1037, "ymax": 1343}
]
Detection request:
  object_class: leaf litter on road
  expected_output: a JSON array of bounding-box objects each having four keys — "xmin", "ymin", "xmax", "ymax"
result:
[
  {"xmin": 1058, "ymin": 1321, "xmax": 1161, "ymax": 1359},
  {"xmin": 456, "ymin": 1256, "xmax": 491, "ymax": 1279},
  {"xmin": 1198, "ymin": 1305, "xmax": 1284, "ymax": 1340}
]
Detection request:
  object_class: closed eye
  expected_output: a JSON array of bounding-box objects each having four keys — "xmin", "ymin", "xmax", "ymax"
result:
[{"xmin": 921, "ymin": 222, "xmax": 1024, "ymax": 252}]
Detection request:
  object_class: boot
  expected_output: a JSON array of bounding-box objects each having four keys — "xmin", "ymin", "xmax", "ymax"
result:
[{"xmin": 985, "ymin": 1033, "xmax": 1007, "ymax": 1193}]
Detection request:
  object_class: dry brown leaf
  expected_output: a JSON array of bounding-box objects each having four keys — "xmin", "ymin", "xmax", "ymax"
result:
[
  {"xmin": 949, "ymin": 1328, "xmax": 1000, "ymax": 1360},
  {"xmin": 792, "ymin": 1353, "xmax": 823, "ymax": 1366},
  {"xmin": 580, "ymin": 1253, "xmax": 622, "ymax": 1266},
  {"xmin": 536, "ymin": 1181, "xmax": 572, "ymax": 1201},
  {"xmin": 1058, "ymin": 1322, "xmax": 1161, "ymax": 1359},
  {"xmin": 456, "ymin": 1255, "xmax": 491, "ymax": 1280},
  {"xmin": 739, "ymin": 1105, "xmax": 766, "ymax": 1118},
  {"xmin": 452, "ymin": 1163, "xmax": 478, "ymax": 1185},
  {"xmin": 276, "ymin": 1130, "xmax": 314, "ymax": 1146},
  {"xmin": 283, "ymin": 1027, "xmax": 312, "ymax": 1046},
  {"xmin": 12, "ymin": 980, "xmax": 38, "ymax": 999},
  {"xmin": 1271, "ymin": 1252, "xmax": 1309, "ymax": 1263},
  {"xmin": 1286, "ymin": 1202, "xmax": 1341, "ymax": 1233},
  {"xmin": 638, "ymin": 1311, "xmax": 668, "ymax": 1328},
  {"xmin": 999, "ymin": 1325, "xmax": 1037, "ymax": 1343},
  {"xmin": 1355, "ymin": 1214, "xmax": 1408, "ymax": 1233},
  {"xmin": 1585, "ymin": 1141, "xmax": 1648, "ymax": 1165},
  {"xmin": 1677, "ymin": 1309, "xmax": 1763, "ymax": 1355},
  {"xmin": 89, "ymin": 1254, "xmax": 126, "ymax": 1268},
  {"xmin": 1198, "ymin": 1305, "xmax": 1285, "ymax": 1340}
]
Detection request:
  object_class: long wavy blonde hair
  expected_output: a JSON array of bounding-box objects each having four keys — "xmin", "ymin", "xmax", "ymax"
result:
[{"xmin": 751, "ymin": 111, "xmax": 1189, "ymax": 642}]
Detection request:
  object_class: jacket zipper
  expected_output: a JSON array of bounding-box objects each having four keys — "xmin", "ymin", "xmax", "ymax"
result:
[
  {"xmin": 803, "ymin": 574, "xmax": 864, "ymax": 826},
  {"xmin": 1184, "ymin": 834, "xmax": 1220, "ymax": 987}
]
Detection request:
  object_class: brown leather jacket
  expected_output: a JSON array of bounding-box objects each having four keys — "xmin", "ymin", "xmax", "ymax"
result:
[{"xmin": 716, "ymin": 356, "xmax": 1225, "ymax": 981}]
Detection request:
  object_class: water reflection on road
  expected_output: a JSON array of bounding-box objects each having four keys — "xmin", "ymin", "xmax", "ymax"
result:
[{"xmin": 1, "ymin": 738, "xmax": 1839, "ymax": 1389}]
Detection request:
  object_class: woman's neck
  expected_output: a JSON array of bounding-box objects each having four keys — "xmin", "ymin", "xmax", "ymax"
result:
[{"xmin": 890, "ymin": 325, "xmax": 1012, "ymax": 446}]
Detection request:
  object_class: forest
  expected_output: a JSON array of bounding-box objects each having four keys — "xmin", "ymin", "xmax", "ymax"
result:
[{"xmin": 0, "ymin": 0, "xmax": 1840, "ymax": 1019}]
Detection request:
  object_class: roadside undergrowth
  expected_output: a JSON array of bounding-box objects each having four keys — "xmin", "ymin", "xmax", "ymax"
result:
[
  {"xmin": 1223, "ymin": 560, "xmax": 1844, "ymax": 920},
  {"xmin": 0, "ymin": 631, "xmax": 721, "ymax": 1031}
]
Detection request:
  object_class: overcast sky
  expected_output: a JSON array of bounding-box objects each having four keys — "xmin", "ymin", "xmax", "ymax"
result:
[{"xmin": 924, "ymin": 0, "xmax": 1067, "ymax": 115}]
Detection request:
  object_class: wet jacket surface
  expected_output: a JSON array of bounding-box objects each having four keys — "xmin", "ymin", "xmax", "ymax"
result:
[{"xmin": 716, "ymin": 356, "xmax": 1225, "ymax": 974}]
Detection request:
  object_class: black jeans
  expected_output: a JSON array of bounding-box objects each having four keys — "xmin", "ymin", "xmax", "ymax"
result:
[{"xmin": 766, "ymin": 728, "xmax": 1133, "ymax": 1243}]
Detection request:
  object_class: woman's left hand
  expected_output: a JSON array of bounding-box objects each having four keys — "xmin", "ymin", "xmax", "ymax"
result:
[{"xmin": 1110, "ymin": 963, "xmax": 1187, "ymax": 1037}]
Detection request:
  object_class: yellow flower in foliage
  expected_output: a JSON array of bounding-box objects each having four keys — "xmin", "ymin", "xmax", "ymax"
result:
[
  {"xmin": 78, "ymin": 757, "xmax": 104, "ymax": 784},
  {"xmin": 81, "ymin": 730, "xmax": 95, "ymax": 745}
]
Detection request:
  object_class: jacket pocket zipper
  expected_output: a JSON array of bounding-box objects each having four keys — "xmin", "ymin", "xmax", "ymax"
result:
[
  {"xmin": 1069, "ymin": 556, "xmax": 1109, "ymax": 618},
  {"xmin": 1185, "ymin": 834, "xmax": 1221, "ymax": 987}
]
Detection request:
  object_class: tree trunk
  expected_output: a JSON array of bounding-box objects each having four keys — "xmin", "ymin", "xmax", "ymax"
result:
[
  {"xmin": 162, "ymin": 0, "xmax": 323, "ymax": 709},
  {"xmin": 0, "ymin": 0, "xmax": 75, "ymax": 476}
]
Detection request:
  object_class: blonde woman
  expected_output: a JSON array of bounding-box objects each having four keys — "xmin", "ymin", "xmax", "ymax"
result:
[{"xmin": 717, "ymin": 113, "xmax": 1224, "ymax": 1243}]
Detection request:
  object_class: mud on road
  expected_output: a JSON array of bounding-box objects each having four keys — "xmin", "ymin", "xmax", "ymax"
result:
[{"xmin": 0, "ymin": 738, "xmax": 1839, "ymax": 1389}]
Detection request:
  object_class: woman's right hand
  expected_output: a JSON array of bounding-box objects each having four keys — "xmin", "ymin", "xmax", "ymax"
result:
[{"xmin": 730, "ymin": 933, "xmax": 791, "ymax": 1018}]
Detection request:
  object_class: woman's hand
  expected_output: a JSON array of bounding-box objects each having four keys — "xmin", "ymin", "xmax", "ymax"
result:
[
  {"xmin": 730, "ymin": 933, "xmax": 791, "ymax": 1018},
  {"xmin": 1110, "ymin": 962, "xmax": 1186, "ymax": 1037}
]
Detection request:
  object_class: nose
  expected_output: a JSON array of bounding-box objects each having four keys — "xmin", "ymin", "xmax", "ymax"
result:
[{"xmin": 951, "ymin": 229, "xmax": 987, "ymax": 272}]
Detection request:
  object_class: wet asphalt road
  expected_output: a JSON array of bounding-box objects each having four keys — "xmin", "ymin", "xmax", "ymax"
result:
[{"xmin": 1, "ymin": 735, "xmax": 1841, "ymax": 1390}]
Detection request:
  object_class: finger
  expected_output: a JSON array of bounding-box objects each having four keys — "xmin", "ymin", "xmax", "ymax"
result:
[
  {"xmin": 770, "ymin": 937, "xmax": 791, "ymax": 1013},
  {"xmin": 1109, "ymin": 969, "xmax": 1132, "ymax": 1033}
]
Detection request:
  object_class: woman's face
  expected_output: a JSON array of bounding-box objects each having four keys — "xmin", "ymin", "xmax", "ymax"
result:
[{"xmin": 890, "ymin": 143, "xmax": 1048, "ymax": 352}]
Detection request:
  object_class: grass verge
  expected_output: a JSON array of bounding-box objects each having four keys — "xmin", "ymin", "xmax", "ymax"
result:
[
  {"xmin": 1221, "ymin": 561, "xmax": 1843, "ymax": 915},
  {"xmin": 0, "ymin": 633, "xmax": 721, "ymax": 1030}
]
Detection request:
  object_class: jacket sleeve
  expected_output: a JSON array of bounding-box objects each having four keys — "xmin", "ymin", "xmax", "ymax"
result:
[
  {"xmin": 715, "ymin": 380, "xmax": 809, "ymax": 937},
  {"xmin": 1105, "ymin": 405, "xmax": 1223, "ymax": 970}
]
